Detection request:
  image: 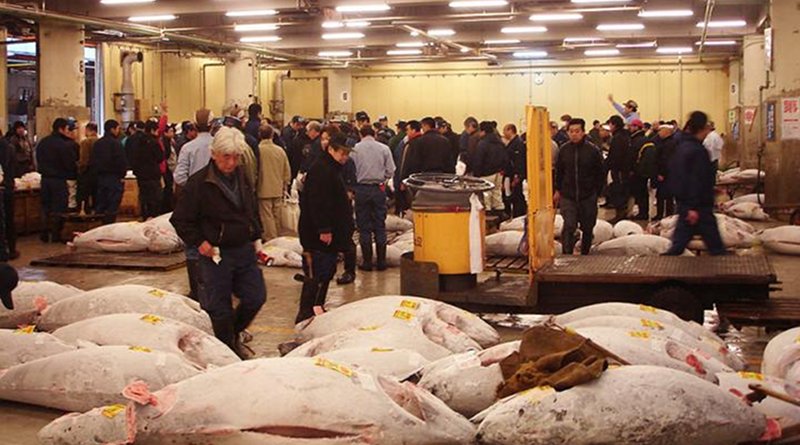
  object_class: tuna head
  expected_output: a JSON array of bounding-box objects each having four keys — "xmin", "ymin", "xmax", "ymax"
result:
[{"xmin": 38, "ymin": 404, "xmax": 135, "ymax": 445}]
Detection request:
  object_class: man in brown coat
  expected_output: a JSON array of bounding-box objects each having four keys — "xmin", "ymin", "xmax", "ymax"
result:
[{"xmin": 256, "ymin": 123, "xmax": 291, "ymax": 240}]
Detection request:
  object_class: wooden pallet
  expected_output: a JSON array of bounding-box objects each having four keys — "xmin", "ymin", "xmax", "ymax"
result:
[
  {"xmin": 485, "ymin": 255, "xmax": 529, "ymax": 275},
  {"xmin": 717, "ymin": 298, "xmax": 800, "ymax": 329},
  {"xmin": 30, "ymin": 251, "xmax": 186, "ymax": 271}
]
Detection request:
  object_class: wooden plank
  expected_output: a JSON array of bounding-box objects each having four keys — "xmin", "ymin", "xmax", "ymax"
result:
[
  {"xmin": 31, "ymin": 251, "xmax": 185, "ymax": 271},
  {"xmin": 718, "ymin": 298, "xmax": 800, "ymax": 328}
]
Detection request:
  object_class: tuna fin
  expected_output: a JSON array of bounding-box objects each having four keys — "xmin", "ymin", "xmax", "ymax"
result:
[
  {"xmin": 122, "ymin": 381, "xmax": 158, "ymax": 406},
  {"xmin": 760, "ymin": 418, "xmax": 782, "ymax": 441},
  {"xmin": 33, "ymin": 296, "xmax": 48, "ymax": 313}
]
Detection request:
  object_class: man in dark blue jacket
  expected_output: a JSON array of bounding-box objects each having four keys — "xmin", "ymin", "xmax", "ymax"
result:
[
  {"xmin": 36, "ymin": 118, "xmax": 78, "ymax": 243},
  {"xmin": 90, "ymin": 120, "xmax": 128, "ymax": 224},
  {"xmin": 665, "ymin": 111, "xmax": 724, "ymax": 255}
]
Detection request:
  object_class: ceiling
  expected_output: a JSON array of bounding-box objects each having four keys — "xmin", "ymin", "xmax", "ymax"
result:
[{"xmin": 1, "ymin": 0, "xmax": 769, "ymax": 65}]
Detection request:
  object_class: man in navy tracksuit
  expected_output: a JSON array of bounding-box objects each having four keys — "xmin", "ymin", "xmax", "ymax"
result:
[{"xmin": 665, "ymin": 111, "xmax": 725, "ymax": 255}]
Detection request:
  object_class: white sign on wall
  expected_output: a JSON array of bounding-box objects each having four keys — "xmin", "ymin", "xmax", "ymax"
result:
[{"xmin": 781, "ymin": 97, "xmax": 800, "ymax": 140}]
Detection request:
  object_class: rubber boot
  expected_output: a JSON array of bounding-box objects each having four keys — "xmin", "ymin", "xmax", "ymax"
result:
[
  {"xmin": 233, "ymin": 306, "xmax": 259, "ymax": 360},
  {"xmin": 375, "ymin": 243, "xmax": 387, "ymax": 271},
  {"xmin": 186, "ymin": 259, "xmax": 201, "ymax": 301},
  {"xmin": 313, "ymin": 280, "xmax": 330, "ymax": 312},
  {"xmin": 359, "ymin": 241, "xmax": 373, "ymax": 271},
  {"xmin": 210, "ymin": 315, "xmax": 236, "ymax": 351},
  {"xmin": 295, "ymin": 278, "xmax": 321, "ymax": 324}
]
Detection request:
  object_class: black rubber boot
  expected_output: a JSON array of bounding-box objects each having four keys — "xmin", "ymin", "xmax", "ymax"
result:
[
  {"xmin": 186, "ymin": 259, "xmax": 201, "ymax": 301},
  {"xmin": 295, "ymin": 278, "xmax": 321, "ymax": 324},
  {"xmin": 234, "ymin": 305, "xmax": 262, "ymax": 335},
  {"xmin": 210, "ymin": 315, "xmax": 236, "ymax": 350},
  {"xmin": 314, "ymin": 280, "xmax": 330, "ymax": 311},
  {"xmin": 375, "ymin": 243, "xmax": 387, "ymax": 271},
  {"xmin": 359, "ymin": 241, "xmax": 373, "ymax": 271}
]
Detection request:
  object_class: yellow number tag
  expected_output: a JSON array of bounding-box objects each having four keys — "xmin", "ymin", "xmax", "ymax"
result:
[
  {"xmin": 393, "ymin": 310, "xmax": 414, "ymax": 321},
  {"xmin": 101, "ymin": 404, "xmax": 126, "ymax": 419},
  {"xmin": 314, "ymin": 357, "xmax": 354, "ymax": 378},
  {"xmin": 795, "ymin": 335, "xmax": 800, "ymax": 344},
  {"xmin": 399, "ymin": 300, "xmax": 420, "ymax": 310},
  {"xmin": 371, "ymin": 347, "xmax": 394, "ymax": 353},
  {"xmin": 738, "ymin": 371, "xmax": 764, "ymax": 381},
  {"xmin": 140, "ymin": 314, "xmax": 163, "ymax": 325},
  {"xmin": 14, "ymin": 325, "xmax": 35, "ymax": 334},
  {"xmin": 129, "ymin": 346, "xmax": 152, "ymax": 353},
  {"xmin": 628, "ymin": 331, "xmax": 651, "ymax": 340},
  {"xmin": 358, "ymin": 325, "xmax": 380, "ymax": 331},
  {"xmin": 638, "ymin": 304, "xmax": 658, "ymax": 314},
  {"xmin": 147, "ymin": 289, "xmax": 166, "ymax": 298},
  {"xmin": 640, "ymin": 319, "xmax": 664, "ymax": 330}
]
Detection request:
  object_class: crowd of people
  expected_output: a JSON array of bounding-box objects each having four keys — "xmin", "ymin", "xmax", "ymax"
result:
[{"xmin": 0, "ymin": 95, "xmax": 727, "ymax": 357}]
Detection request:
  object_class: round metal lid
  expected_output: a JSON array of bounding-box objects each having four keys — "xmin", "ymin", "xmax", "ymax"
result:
[{"xmin": 403, "ymin": 173, "xmax": 495, "ymax": 194}]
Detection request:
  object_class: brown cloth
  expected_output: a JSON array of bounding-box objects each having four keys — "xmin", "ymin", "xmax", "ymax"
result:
[{"xmin": 497, "ymin": 325, "xmax": 610, "ymax": 399}]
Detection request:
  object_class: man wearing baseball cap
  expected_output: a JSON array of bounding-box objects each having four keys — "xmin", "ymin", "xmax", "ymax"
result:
[{"xmin": 608, "ymin": 94, "xmax": 641, "ymax": 126}]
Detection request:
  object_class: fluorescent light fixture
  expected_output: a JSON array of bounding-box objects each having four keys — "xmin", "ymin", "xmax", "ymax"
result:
[
  {"xmin": 501, "ymin": 26, "xmax": 547, "ymax": 34},
  {"xmin": 571, "ymin": 0, "xmax": 631, "ymax": 3},
  {"xmin": 321, "ymin": 32, "xmax": 365, "ymax": 40},
  {"xmin": 484, "ymin": 39, "xmax": 521, "ymax": 45},
  {"xmin": 322, "ymin": 21, "xmax": 344, "ymax": 29},
  {"xmin": 128, "ymin": 14, "xmax": 176, "ymax": 22},
  {"xmin": 387, "ymin": 49, "xmax": 422, "ymax": 55},
  {"xmin": 335, "ymin": 3, "xmax": 390, "ymax": 13},
  {"xmin": 530, "ymin": 13, "xmax": 583, "ymax": 21},
  {"xmin": 696, "ymin": 20, "xmax": 746, "ymax": 28},
  {"xmin": 396, "ymin": 41, "xmax": 425, "ymax": 47},
  {"xmin": 596, "ymin": 23, "xmax": 644, "ymax": 31},
  {"xmin": 638, "ymin": 9, "xmax": 693, "ymax": 18},
  {"xmin": 585, "ymin": 48, "xmax": 620, "ymax": 56},
  {"xmin": 656, "ymin": 46, "xmax": 692, "ymax": 54},
  {"xmin": 410, "ymin": 31, "xmax": 420, "ymax": 37},
  {"xmin": 428, "ymin": 28, "xmax": 456, "ymax": 36},
  {"xmin": 696, "ymin": 40, "xmax": 737, "ymax": 46},
  {"xmin": 513, "ymin": 50, "xmax": 548, "ymax": 58},
  {"xmin": 240, "ymin": 36, "xmax": 282, "ymax": 43},
  {"xmin": 564, "ymin": 37, "xmax": 603, "ymax": 42},
  {"xmin": 460, "ymin": 47, "xmax": 470, "ymax": 53},
  {"xmin": 101, "ymin": 0, "xmax": 154, "ymax": 4},
  {"xmin": 225, "ymin": 9, "xmax": 278, "ymax": 17},
  {"xmin": 347, "ymin": 21, "xmax": 371, "ymax": 28},
  {"xmin": 234, "ymin": 23, "xmax": 279, "ymax": 32},
  {"xmin": 319, "ymin": 50, "xmax": 353, "ymax": 57},
  {"xmin": 449, "ymin": 0, "xmax": 508, "ymax": 7},
  {"xmin": 616, "ymin": 41, "xmax": 657, "ymax": 48}
]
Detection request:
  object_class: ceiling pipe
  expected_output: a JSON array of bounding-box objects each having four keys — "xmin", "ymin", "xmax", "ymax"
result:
[
  {"xmin": 697, "ymin": 0, "xmax": 716, "ymax": 61},
  {"xmin": 398, "ymin": 24, "xmax": 498, "ymax": 63},
  {"xmin": 0, "ymin": 2, "xmax": 338, "ymax": 65}
]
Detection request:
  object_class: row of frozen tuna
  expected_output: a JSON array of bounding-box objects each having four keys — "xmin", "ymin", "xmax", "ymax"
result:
[
  {"xmin": 70, "ymin": 213, "xmax": 184, "ymax": 253},
  {"xmin": 5, "ymin": 283, "xmax": 799, "ymax": 444}
]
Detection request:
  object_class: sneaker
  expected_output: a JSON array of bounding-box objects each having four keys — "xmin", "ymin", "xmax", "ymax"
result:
[{"xmin": 336, "ymin": 272, "xmax": 356, "ymax": 285}]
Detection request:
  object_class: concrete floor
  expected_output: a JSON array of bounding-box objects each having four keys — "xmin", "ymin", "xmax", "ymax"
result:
[{"xmin": 2, "ymin": 229, "xmax": 800, "ymax": 444}]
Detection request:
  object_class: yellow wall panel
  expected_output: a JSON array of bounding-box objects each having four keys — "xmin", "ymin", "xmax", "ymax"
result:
[{"xmin": 283, "ymin": 77, "xmax": 325, "ymax": 120}]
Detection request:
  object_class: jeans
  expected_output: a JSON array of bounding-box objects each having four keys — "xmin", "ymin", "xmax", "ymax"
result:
[
  {"xmin": 561, "ymin": 194, "xmax": 598, "ymax": 255},
  {"xmin": 137, "ymin": 179, "xmax": 162, "ymax": 219},
  {"xmin": 95, "ymin": 175, "xmax": 124, "ymax": 224},
  {"xmin": 354, "ymin": 184, "xmax": 388, "ymax": 248},
  {"xmin": 665, "ymin": 205, "xmax": 725, "ymax": 256},
  {"xmin": 198, "ymin": 243, "xmax": 267, "ymax": 325}
]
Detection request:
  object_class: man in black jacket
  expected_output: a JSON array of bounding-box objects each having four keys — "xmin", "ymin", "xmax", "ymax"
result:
[
  {"xmin": 503, "ymin": 123, "xmax": 527, "ymax": 218},
  {"xmin": 471, "ymin": 121, "xmax": 508, "ymax": 215},
  {"xmin": 554, "ymin": 118, "xmax": 605, "ymax": 255},
  {"xmin": 171, "ymin": 126, "xmax": 266, "ymax": 358},
  {"xmin": 0, "ymin": 137, "xmax": 13, "ymax": 260},
  {"xmin": 628, "ymin": 119, "xmax": 650, "ymax": 220},
  {"xmin": 606, "ymin": 115, "xmax": 633, "ymax": 223},
  {"xmin": 297, "ymin": 133, "xmax": 353, "ymax": 324},
  {"xmin": 131, "ymin": 121, "xmax": 163, "ymax": 220},
  {"xmin": 654, "ymin": 124, "xmax": 678, "ymax": 220},
  {"xmin": 36, "ymin": 118, "xmax": 79, "ymax": 243},
  {"xmin": 437, "ymin": 119, "xmax": 461, "ymax": 167},
  {"xmin": 90, "ymin": 120, "xmax": 128, "ymax": 224},
  {"xmin": 401, "ymin": 117, "xmax": 455, "ymax": 180},
  {"xmin": 666, "ymin": 111, "xmax": 724, "ymax": 255}
]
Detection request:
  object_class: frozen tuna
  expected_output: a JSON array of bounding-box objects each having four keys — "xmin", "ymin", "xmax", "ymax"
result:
[
  {"xmin": 52, "ymin": 313, "xmax": 239, "ymax": 369},
  {"xmin": 760, "ymin": 226, "xmax": 800, "ymax": 256},
  {"xmin": 612, "ymin": 220, "xmax": 645, "ymax": 238},
  {"xmin": 0, "ymin": 345, "xmax": 200, "ymax": 412},
  {"xmin": 316, "ymin": 347, "xmax": 429, "ymax": 380},
  {"xmin": 0, "ymin": 327, "xmax": 76, "ymax": 368},
  {"xmin": 297, "ymin": 296, "xmax": 499, "ymax": 349},
  {"xmin": 717, "ymin": 371, "xmax": 800, "ymax": 430},
  {"xmin": 474, "ymin": 365, "xmax": 767, "ymax": 445},
  {"xmin": 762, "ymin": 327, "xmax": 800, "ymax": 382},
  {"xmin": 39, "ymin": 357, "xmax": 476, "ymax": 445},
  {"xmin": 486, "ymin": 232, "xmax": 525, "ymax": 257},
  {"xmin": 0, "ymin": 281, "xmax": 82, "ymax": 329},
  {"xmin": 71, "ymin": 221, "xmax": 151, "ymax": 252},
  {"xmin": 260, "ymin": 245, "xmax": 303, "ymax": 268},
  {"xmin": 264, "ymin": 236, "xmax": 303, "ymax": 255},
  {"xmin": 37, "ymin": 284, "xmax": 212, "ymax": 334},
  {"xmin": 592, "ymin": 234, "xmax": 681, "ymax": 256}
]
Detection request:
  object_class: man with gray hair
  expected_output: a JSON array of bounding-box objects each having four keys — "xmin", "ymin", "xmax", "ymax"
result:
[
  {"xmin": 171, "ymin": 126, "xmax": 265, "ymax": 359},
  {"xmin": 290, "ymin": 120, "xmax": 322, "ymax": 178}
]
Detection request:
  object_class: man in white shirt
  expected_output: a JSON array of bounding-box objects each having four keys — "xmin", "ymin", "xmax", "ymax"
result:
[{"xmin": 703, "ymin": 121, "xmax": 724, "ymax": 173}]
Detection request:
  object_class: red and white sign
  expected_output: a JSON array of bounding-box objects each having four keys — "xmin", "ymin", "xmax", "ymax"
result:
[
  {"xmin": 782, "ymin": 97, "xmax": 800, "ymax": 140},
  {"xmin": 744, "ymin": 107, "xmax": 757, "ymax": 127}
]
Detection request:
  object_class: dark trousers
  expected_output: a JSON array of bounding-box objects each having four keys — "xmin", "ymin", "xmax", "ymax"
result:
[
  {"xmin": 666, "ymin": 205, "xmax": 725, "ymax": 256},
  {"xmin": 198, "ymin": 243, "xmax": 266, "ymax": 347},
  {"xmin": 297, "ymin": 250, "xmax": 338, "ymax": 323},
  {"xmin": 4, "ymin": 192, "xmax": 15, "ymax": 256},
  {"xmin": 77, "ymin": 171, "xmax": 97, "ymax": 213},
  {"xmin": 137, "ymin": 179, "xmax": 162, "ymax": 219},
  {"xmin": 632, "ymin": 176, "xmax": 650, "ymax": 219},
  {"xmin": 561, "ymin": 194, "xmax": 598, "ymax": 255},
  {"xmin": 0, "ymin": 193, "xmax": 8, "ymax": 261},
  {"xmin": 95, "ymin": 175, "xmax": 124, "ymax": 225},
  {"xmin": 41, "ymin": 177, "xmax": 68, "ymax": 241},
  {"xmin": 162, "ymin": 171, "xmax": 175, "ymax": 213},
  {"xmin": 342, "ymin": 238, "xmax": 356, "ymax": 275},
  {"xmin": 354, "ymin": 184, "xmax": 388, "ymax": 248},
  {"xmin": 509, "ymin": 181, "xmax": 527, "ymax": 218},
  {"xmin": 655, "ymin": 184, "xmax": 675, "ymax": 220}
]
